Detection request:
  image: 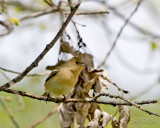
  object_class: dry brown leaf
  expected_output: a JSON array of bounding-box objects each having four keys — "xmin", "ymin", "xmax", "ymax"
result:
[
  {"xmin": 60, "ymin": 42, "xmax": 76, "ymax": 55},
  {"xmin": 83, "ymin": 76, "xmax": 98, "ymax": 95},
  {"xmin": 75, "ymin": 103, "xmax": 91, "ymax": 127},
  {"xmin": 46, "ymin": 60, "xmax": 65, "ymax": 70},
  {"xmin": 79, "ymin": 53, "xmax": 94, "ymax": 68},
  {"xmin": 94, "ymin": 70, "xmax": 110, "ymax": 93},
  {"xmin": 101, "ymin": 112, "xmax": 111, "ymax": 127},
  {"xmin": 111, "ymin": 116, "xmax": 119, "ymax": 128},
  {"xmin": 88, "ymin": 109, "xmax": 111, "ymax": 128},
  {"xmin": 111, "ymin": 106, "xmax": 130, "ymax": 128},
  {"xmin": 58, "ymin": 103, "xmax": 74, "ymax": 128},
  {"xmin": 88, "ymin": 103, "xmax": 100, "ymax": 119},
  {"xmin": 88, "ymin": 109, "xmax": 102, "ymax": 128},
  {"xmin": 119, "ymin": 105, "xmax": 130, "ymax": 128}
]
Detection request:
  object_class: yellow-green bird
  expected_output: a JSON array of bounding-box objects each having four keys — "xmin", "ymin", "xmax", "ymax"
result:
[{"xmin": 43, "ymin": 57, "xmax": 86, "ymax": 97}]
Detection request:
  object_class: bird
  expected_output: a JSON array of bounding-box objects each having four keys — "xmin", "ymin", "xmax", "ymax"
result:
[{"xmin": 43, "ymin": 57, "xmax": 86, "ymax": 98}]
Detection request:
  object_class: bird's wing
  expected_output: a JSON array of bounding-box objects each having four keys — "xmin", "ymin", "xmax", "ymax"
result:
[{"xmin": 45, "ymin": 70, "xmax": 59, "ymax": 82}]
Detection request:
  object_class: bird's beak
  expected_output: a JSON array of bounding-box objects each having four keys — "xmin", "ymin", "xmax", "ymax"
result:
[{"xmin": 81, "ymin": 62, "xmax": 87, "ymax": 67}]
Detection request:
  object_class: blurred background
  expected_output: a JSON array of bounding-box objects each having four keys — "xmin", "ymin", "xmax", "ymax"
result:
[{"xmin": 0, "ymin": 0, "xmax": 160, "ymax": 127}]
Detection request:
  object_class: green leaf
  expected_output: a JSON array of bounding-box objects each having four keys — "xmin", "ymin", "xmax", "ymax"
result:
[
  {"xmin": 40, "ymin": 23, "xmax": 47, "ymax": 30},
  {"xmin": 10, "ymin": 17, "xmax": 19, "ymax": 26},
  {"xmin": 151, "ymin": 42, "xmax": 157, "ymax": 51}
]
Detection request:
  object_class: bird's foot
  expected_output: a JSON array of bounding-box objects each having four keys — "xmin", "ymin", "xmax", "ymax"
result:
[
  {"xmin": 45, "ymin": 93, "xmax": 51, "ymax": 104},
  {"xmin": 62, "ymin": 95, "xmax": 66, "ymax": 100}
]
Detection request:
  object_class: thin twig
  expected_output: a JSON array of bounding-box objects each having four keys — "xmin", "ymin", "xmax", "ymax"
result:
[
  {"xmin": 0, "ymin": 88, "xmax": 157, "ymax": 106},
  {"xmin": 0, "ymin": 70, "xmax": 11, "ymax": 81},
  {"xmin": 19, "ymin": 5, "xmax": 109, "ymax": 21},
  {"xmin": 94, "ymin": 93, "xmax": 160, "ymax": 117},
  {"xmin": 28, "ymin": 106, "xmax": 58, "ymax": 128},
  {"xmin": 0, "ymin": 97, "xmax": 19, "ymax": 128},
  {"xmin": 0, "ymin": 20, "xmax": 13, "ymax": 37},
  {"xmin": 20, "ymin": 7, "xmax": 59, "ymax": 21},
  {"xmin": 114, "ymin": 47, "xmax": 160, "ymax": 74},
  {"xmin": 130, "ymin": 81, "xmax": 158, "ymax": 101},
  {"xmin": 63, "ymin": 11, "xmax": 109, "ymax": 15},
  {"xmin": 72, "ymin": 20, "xmax": 87, "ymax": 52},
  {"xmin": 98, "ymin": 0, "xmax": 142, "ymax": 68},
  {"xmin": 61, "ymin": 11, "xmax": 74, "ymax": 45},
  {"xmin": 0, "ymin": 88, "xmax": 159, "ymax": 117},
  {"xmin": 0, "ymin": 66, "xmax": 49, "ymax": 76},
  {"xmin": 72, "ymin": 11, "xmax": 109, "ymax": 15},
  {"xmin": 0, "ymin": 0, "xmax": 82, "ymax": 90}
]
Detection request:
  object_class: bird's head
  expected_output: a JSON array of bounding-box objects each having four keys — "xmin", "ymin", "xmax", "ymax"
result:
[{"xmin": 66, "ymin": 57, "xmax": 87, "ymax": 73}]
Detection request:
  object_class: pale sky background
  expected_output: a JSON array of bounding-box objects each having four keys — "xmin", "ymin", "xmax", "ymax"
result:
[{"xmin": 0, "ymin": 0, "xmax": 160, "ymax": 100}]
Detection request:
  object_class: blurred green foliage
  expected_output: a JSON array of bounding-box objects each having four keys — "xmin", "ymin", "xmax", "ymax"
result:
[
  {"xmin": 151, "ymin": 42, "xmax": 157, "ymax": 51},
  {"xmin": 10, "ymin": 17, "xmax": 19, "ymax": 26}
]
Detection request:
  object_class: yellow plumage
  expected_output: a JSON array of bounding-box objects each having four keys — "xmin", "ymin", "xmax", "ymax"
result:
[{"xmin": 43, "ymin": 57, "xmax": 86, "ymax": 97}]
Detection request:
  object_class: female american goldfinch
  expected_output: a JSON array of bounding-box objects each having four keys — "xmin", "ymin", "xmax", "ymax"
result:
[{"xmin": 43, "ymin": 57, "xmax": 86, "ymax": 97}]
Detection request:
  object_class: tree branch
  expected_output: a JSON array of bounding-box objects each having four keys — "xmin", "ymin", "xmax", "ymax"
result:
[
  {"xmin": 0, "ymin": 0, "xmax": 82, "ymax": 90},
  {"xmin": 0, "ymin": 88, "xmax": 159, "ymax": 116},
  {"xmin": 95, "ymin": 93, "xmax": 160, "ymax": 117}
]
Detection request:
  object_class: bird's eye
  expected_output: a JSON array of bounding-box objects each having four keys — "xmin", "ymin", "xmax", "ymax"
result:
[{"xmin": 75, "ymin": 61, "xmax": 79, "ymax": 64}]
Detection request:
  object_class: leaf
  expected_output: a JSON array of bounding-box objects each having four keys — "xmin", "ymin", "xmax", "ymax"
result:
[
  {"xmin": 94, "ymin": 70, "xmax": 110, "ymax": 93},
  {"xmin": 79, "ymin": 53, "xmax": 94, "ymax": 68},
  {"xmin": 111, "ymin": 116, "xmax": 119, "ymax": 128},
  {"xmin": 119, "ymin": 105, "xmax": 130, "ymax": 128},
  {"xmin": 10, "ymin": 17, "xmax": 19, "ymax": 26},
  {"xmin": 88, "ymin": 109, "xmax": 101, "ymax": 128},
  {"xmin": 151, "ymin": 42, "xmax": 157, "ymax": 51},
  {"xmin": 46, "ymin": 60, "xmax": 65, "ymax": 70},
  {"xmin": 88, "ymin": 109, "xmax": 111, "ymax": 128},
  {"xmin": 101, "ymin": 112, "xmax": 111, "ymax": 127},
  {"xmin": 58, "ymin": 103, "xmax": 74, "ymax": 128},
  {"xmin": 75, "ymin": 103, "xmax": 90, "ymax": 127},
  {"xmin": 60, "ymin": 42, "xmax": 74, "ymax": 54}
]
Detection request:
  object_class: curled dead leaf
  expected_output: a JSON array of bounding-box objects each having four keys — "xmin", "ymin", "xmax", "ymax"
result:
[
  {"xmin": 58, "ymin": 103, "xmax": 74, "ymax": 128},
  {"xmin": 88, "ymin": 109, "xmax": 101, "ymax": 128},
  {"xmin": 101, "ymin": 112, "xmax": 111, "ymax": 127},
  {"xmin": 46, "ymin": 60, "xmax": 65, "ymax": 70},
  {"xmin": 60, "ymin": 42, "xmax": 76, "ymax": 55},
  {"xmin": 111, "ymin": 116, "xmax": 119, "ymax": 128},
  {"xmin": 119, "ymin": 105, "xmax": 130, "ymax": 128},
  {"xmin": 75, "ymin": 103, "xmax": 91, "ymax": 127},
  {"xmin": 88, "ymin": 109, "xmax": 111, "ymax": 128}
]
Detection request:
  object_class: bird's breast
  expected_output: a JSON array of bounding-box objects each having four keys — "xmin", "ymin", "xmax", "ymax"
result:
[{"xmin": 45, "ymin": 70, "xmax": 78, "ymax": 96}]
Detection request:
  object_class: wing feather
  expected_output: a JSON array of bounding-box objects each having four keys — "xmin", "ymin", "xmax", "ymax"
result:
[{"xmin": 45, "ymin": 70, "xmax": 59, "ymax": 82}]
